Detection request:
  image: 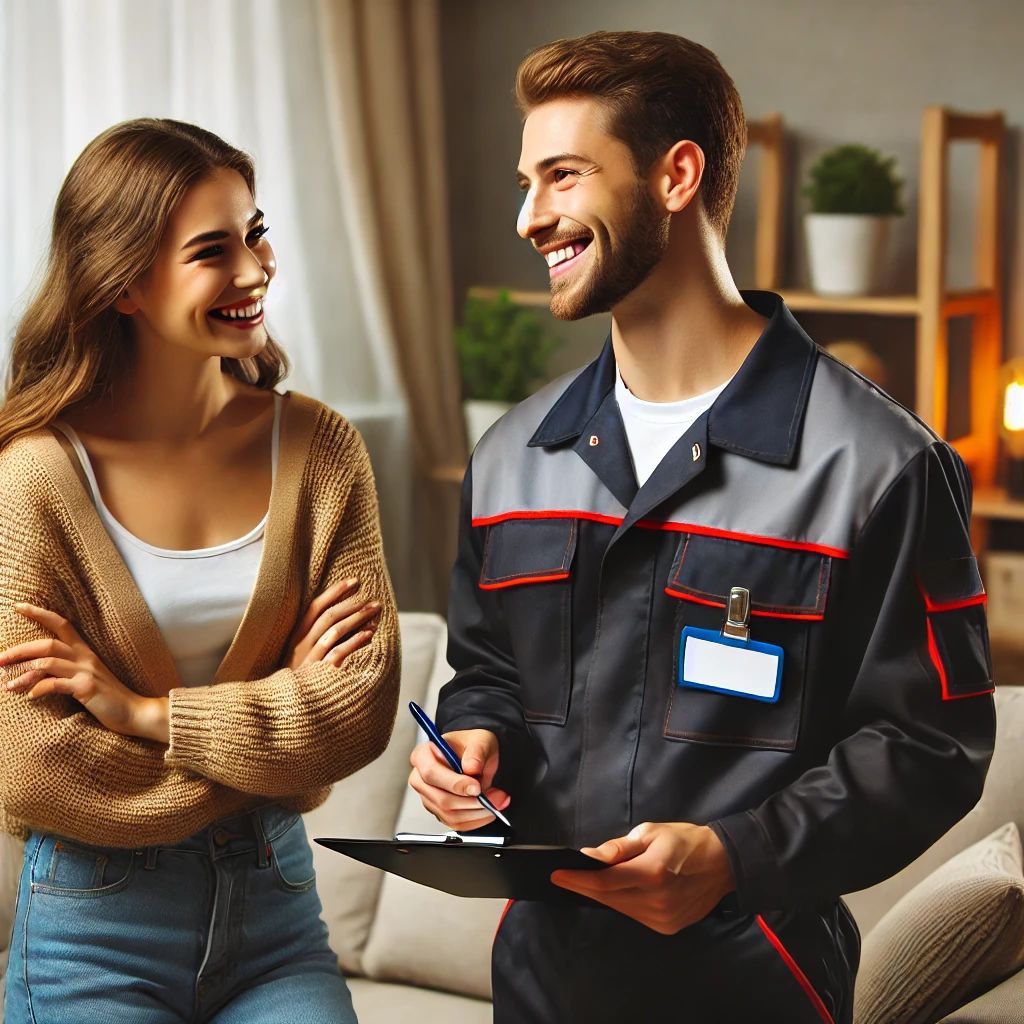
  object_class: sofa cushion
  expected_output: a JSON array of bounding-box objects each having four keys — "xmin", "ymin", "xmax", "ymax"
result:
[
  {"xmin": 348, "ymin": 977, "xmax": 491, "ymax": 1023},
  {"xmin": 854, "ymin": 822, "xmax": 1024, "ymax": 1024},
  {"xmin": 358, "ymin": 663, "xmax": 504, "ymax": 999},
  {"xmin": 305, "ymin": 612, "xmax": 450, "ymax": 975},
  {"xmin": 1, "ymin": 830, "xmax": 24, "ymax": 1006}
]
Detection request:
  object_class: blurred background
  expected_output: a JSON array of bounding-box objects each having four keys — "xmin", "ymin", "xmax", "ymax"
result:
[{"xmin": 2, "ymin": 0, "xmax": 1023, "ymax": 656}]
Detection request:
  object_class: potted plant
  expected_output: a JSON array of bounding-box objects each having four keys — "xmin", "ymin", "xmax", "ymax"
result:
[
  {"xmin": 803, "ymin": 144, "xmax": 904, "ymax": 295},
  {"xmin": 455, "ymin": 289, "xmax": 561, "ymax": 447}
]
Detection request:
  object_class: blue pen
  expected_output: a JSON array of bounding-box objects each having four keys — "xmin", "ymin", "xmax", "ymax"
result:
[{"xmin": 409, "ymin": 701, "xmax": 512, "ymax": 828}]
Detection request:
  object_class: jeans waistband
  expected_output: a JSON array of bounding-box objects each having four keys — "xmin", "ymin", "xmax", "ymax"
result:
[{"xmin": 32, "ymin": 804, "xmax": 299, "ymax": 865}]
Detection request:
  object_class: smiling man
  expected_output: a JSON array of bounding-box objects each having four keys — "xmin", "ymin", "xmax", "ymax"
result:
[{"xmin": 409, "ymin": 31, "xmax": 994, "ymax": 1023}]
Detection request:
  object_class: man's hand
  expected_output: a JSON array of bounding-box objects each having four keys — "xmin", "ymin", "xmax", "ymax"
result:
[
  {"xmin": 408, "ymin": 728, "xmax": 510, "ymax": 830},
  {"xmin": 551, "ymin": 822, "xmax": 735, "ymax": 935}
]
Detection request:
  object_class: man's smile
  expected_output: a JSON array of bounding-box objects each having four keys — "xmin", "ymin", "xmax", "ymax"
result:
[{"xmin": 537, "ymin": 237, "xmax": 593, "ymax": 278}]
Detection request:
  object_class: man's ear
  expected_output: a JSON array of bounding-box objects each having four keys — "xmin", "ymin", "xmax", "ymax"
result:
[
  {"xmin": 113, "ymin": 289, "xmax": 139, "ymax": 315},
  {"xmin": 657, "ymin": 140, "xmax": 705, "ymax": 214}
]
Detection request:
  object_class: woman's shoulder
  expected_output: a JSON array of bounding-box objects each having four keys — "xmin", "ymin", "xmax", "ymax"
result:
[
  {"xmin": 0, "ymin": 428, "xmax": 66, "ymax": 519},
  {"xmin": 281, "ymin": 390, "xmax": 365, "ymax": 455}
]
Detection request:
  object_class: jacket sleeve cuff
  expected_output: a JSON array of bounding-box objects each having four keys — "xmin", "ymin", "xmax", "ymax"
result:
[
  {"xmin": 165, "ymin": 689, "xmax": 213, "ymax": 769},
  {"xmin": 708, "ymin": 810, "xmax": 786, "ymax": 913}
]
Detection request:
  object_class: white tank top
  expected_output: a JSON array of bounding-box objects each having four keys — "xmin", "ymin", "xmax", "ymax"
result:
[{"xmin": 53, "ymin": 393, "xmax": 282, "ymax": 687}]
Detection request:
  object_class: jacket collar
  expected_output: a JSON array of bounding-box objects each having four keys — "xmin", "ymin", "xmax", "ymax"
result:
[{"xmin": 528, "ymin": 291, "xmax": 818, "ymax": 467}]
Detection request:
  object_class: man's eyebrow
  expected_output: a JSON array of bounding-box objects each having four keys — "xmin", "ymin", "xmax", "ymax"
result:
[
  {"xmin": 515, "ymin": 153, "xmax": 592, "ymax": 185},
  {"xmin": 180, "ymin": 209, "xmax": 264, "ymax": 250}
]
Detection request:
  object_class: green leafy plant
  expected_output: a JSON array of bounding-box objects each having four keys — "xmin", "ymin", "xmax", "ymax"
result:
[
  {"xmin": 803, "ymin": 144, "xmax": 904, "ymax": 216},
  {"xmin": 455, "ymin": 290, "xmax": 562, "ymax": 403}
]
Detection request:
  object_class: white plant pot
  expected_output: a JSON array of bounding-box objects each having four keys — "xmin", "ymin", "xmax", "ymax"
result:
[
  {"xmin": 805, "ymin": 214, "xmax": 892, "ymax": 296},
  {"xmin": 463, "ymin": 399, "xmax": 512, "ymax": 449}
]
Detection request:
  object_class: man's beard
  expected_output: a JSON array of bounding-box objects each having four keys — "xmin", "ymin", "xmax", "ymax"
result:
[{"xmin": 550, "ymin": 182, "xmax": 670, "ymax": 321}]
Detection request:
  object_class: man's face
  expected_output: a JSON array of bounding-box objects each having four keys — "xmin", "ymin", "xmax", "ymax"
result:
[{"xmin": 516, "ymin": 97, "xmax": 670, "ymax": 320}]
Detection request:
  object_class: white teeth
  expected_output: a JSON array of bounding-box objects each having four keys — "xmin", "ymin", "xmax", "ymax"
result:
[
  {"xmin": 546, "ymin": 243, "xmax": 588, "ymax": 269},
  {"xmin": 213, "ymin": 298, "xmax": 263, "ymax": 320}
]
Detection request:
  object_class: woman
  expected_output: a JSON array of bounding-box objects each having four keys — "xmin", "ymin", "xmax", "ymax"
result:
[{"xmin": 0, "ymin": 119, "xmax": 399, "ymax": 1023}]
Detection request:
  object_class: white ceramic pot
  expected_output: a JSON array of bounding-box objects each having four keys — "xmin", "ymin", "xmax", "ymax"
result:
[
  {"xmin": 805, "ymin": 214, "xmax": 892, "ymax": 296},
  {"xmin": 463, "ymin": 399, "xmax": 513, "ymax": 449}
]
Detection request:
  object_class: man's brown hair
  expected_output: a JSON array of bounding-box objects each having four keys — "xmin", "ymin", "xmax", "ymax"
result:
[{"xmin": 515, "ymin": 31, "xmax": 746, "ymax": 238}]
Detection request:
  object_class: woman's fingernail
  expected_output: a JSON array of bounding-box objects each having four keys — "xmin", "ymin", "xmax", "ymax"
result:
[{"xmin": 13, "ymin": 602, "xmax": 28, "ymax": 611}]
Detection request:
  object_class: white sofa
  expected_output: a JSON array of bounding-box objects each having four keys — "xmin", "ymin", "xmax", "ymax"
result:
[{"xmin": 3, "ymin": 612, "xmax": 1022, "ymax": 1022}]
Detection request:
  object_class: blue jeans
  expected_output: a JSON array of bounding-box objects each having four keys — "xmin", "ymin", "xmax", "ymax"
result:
[{"xmin": 4, "ymin": 806, "xmax": 357, "ymax": 1024}]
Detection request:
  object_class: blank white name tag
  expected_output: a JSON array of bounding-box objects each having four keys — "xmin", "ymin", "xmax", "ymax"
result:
[{"xmin": 679, "ymin": 626, "xmax": 784, "ymax": 703}]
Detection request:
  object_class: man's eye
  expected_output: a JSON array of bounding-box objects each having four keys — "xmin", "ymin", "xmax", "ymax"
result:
[{"xmin": 553, "ymin": 169, "xmax": 578, "ymax": 183}]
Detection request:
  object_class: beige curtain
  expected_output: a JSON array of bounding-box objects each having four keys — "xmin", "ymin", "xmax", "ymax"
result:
[{"xmin": 316, "ymin": 0, "xmax": 468, "ymax": 611}]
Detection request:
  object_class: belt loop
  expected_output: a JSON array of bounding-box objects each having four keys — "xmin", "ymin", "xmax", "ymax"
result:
[
  {"xmin": 144, "ymin": 846, "xmax": 158, "ymax": 870},
  {"xmin": 252, "ymin": 810, "xmax": 270, "ymax": 869}
]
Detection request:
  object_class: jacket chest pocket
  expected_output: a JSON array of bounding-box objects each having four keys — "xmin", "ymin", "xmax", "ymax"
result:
[
  {"xmin": 479, "ymin": 517, "xmax": 578, "ymax": 725},
  {"xmin": 663, "ymin": 533, "xmax": 831, "ymax": 751}
]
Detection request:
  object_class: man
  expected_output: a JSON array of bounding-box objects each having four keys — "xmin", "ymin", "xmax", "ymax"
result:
[{"xmin": 409, "ymin": 30, "xmax": 994, "ymax": 1023}]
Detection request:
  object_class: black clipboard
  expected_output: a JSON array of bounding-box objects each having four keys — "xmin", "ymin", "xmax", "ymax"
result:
[{"xmin": 315, "ymin": 835, "xmax": 607, "ymax": 901}]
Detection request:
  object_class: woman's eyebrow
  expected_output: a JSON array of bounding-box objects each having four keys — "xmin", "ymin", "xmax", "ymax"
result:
[{"xmin": 180, "ymin": 209, "xmax": 264, "ymax": 250}]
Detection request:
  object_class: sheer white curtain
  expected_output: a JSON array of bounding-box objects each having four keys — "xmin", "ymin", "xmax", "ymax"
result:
[{"xmin": 0, "ymin": 0, "xmax": 422, "ymax": 605}]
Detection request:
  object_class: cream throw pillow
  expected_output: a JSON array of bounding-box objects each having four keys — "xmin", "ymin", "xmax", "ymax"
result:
[{"xmin": 854, "ymin": 821, "xmax": 1024, "ymax": 1024}]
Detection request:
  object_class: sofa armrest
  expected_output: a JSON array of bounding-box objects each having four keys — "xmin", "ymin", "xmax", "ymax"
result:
[{"xmin": 937, "ymin": 968, "xmax": 1024, "ymax": 1023}]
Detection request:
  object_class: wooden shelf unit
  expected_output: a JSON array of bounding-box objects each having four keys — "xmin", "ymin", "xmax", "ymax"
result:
[{"xmin": 747, "ymin": 108, "xmax": 1007, "ymax": 496}]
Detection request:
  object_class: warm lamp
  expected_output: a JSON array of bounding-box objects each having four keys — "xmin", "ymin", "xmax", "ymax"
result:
[{"xmin": 1002, "ymin": 358, "xmax": 1024, "ymax": 498}]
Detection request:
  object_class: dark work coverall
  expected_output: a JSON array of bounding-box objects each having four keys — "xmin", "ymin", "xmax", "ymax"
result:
[{"xmin": 436, "ymin": 292, "xmax": 995, "ymax": 1024}]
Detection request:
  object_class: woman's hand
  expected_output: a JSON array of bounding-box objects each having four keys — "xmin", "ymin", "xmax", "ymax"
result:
[
  {"xmin": 0, "ymin": 603, "xmax": 167, "ymax": 741},
  {"xmin": 286, "ymin": 577, "xmax": 381, "ymax": 670}
]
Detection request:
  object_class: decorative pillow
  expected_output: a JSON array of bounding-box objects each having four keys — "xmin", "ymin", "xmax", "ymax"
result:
[{"xmin": 854, "ymin": 822, "xmax": 1024, "ymax": 1024}]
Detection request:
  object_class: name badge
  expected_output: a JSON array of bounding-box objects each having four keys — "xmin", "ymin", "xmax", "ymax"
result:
[{"xmin": 678, "ymin": 626, "xmax": 784, "ymax": 703}]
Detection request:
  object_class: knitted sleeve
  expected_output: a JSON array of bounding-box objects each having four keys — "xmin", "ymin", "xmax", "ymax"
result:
[
  {"xmin": 164, "ymin": 421, "xmax": 401, "ymax": 796},
  {"xmin": 0, "ymin": 445, "xmax": 254, "ymax": 846}
]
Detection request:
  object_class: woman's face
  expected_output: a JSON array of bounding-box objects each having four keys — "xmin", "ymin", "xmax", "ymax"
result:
[{"xmin": 119, "ymin": 167, "xmax": 277, "ymax": 361}]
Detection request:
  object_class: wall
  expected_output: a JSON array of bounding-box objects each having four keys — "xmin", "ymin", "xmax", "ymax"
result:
[{"xmin": 439, "ymin": 0, "xmax": 1024, "ymax": 401}]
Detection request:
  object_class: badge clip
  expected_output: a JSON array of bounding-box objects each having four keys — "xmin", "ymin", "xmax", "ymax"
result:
[{"xmin": 722, "ymin": 586, "xmax": 750, "ymax": 642}]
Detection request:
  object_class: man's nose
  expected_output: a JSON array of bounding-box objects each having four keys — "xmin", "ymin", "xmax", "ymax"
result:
[{"xmin": 517, "ymin": 188, "xmax": 558, "ymax": 240}]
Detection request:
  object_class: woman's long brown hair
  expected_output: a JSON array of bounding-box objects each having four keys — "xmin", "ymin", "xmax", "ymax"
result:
[{"xmin": 0, "ymin": 118, "xmax": 290, "ymax": 452}]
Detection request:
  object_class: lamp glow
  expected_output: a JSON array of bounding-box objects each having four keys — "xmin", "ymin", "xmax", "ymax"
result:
[{"xmin": 1005, "ymin": 381, "xmax": 1024, "ymax": 433}]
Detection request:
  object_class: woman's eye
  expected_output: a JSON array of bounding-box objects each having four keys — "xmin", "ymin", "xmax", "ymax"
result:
[
  {"xmin": 248, "ymin": 224, "xmax": 271, "ymax": 244},
  {"xmin": 190, "ymin": 245, "xmax": 223, "ymax": 262}
]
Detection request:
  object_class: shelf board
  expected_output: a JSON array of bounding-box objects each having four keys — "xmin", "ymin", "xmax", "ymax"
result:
[
  {"xmin": 467, "ymin": 286, "xmax": 1000, "ymax": 321},
  {"xmin": 780, "ymin": 290, "xmax": 920, "ymax": 316},
  {"xmin": 467, "ymin": 286, "xmax": 550, "ymax": 308},
  {"xmin": 973, "ymin": 487, "xmax": 1024, "ymax": 521}
]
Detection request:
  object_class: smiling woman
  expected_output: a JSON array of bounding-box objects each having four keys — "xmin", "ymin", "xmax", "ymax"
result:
[{"xmin": 0, "ymin": 119, "xmax": 399, "ymax": 1024}]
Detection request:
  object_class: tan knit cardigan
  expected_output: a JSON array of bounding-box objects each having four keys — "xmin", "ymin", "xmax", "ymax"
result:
[{"xmin": 0, "ymin": 392, "xmax": 400, "ymax": 847}]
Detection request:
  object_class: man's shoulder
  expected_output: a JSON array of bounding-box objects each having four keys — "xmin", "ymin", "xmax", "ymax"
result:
[
  {"xmin": 807, "ymin": 348, "xmax": 940, "ymax": 470},
  {"xmin": 472, "ymin": 367, "xmax": 587, "ymax": 462}
]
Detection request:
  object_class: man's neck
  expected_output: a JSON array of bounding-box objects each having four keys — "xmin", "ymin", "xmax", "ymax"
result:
[{"xmin": 610, "ymin": 231, "xmax": 767, "ymax": 403}]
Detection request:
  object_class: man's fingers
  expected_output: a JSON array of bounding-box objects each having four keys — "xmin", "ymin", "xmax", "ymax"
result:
[
  {"xmin": 410, "ymin": 744, "xmax": 481, "ymax": 797},
  {"xmin": 459, "ymin": 737, "xmax": 496, "ymax": 776},
  {"xmin": 581, "ymin": 834, "xmax": 647, "ymax": 865}
]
